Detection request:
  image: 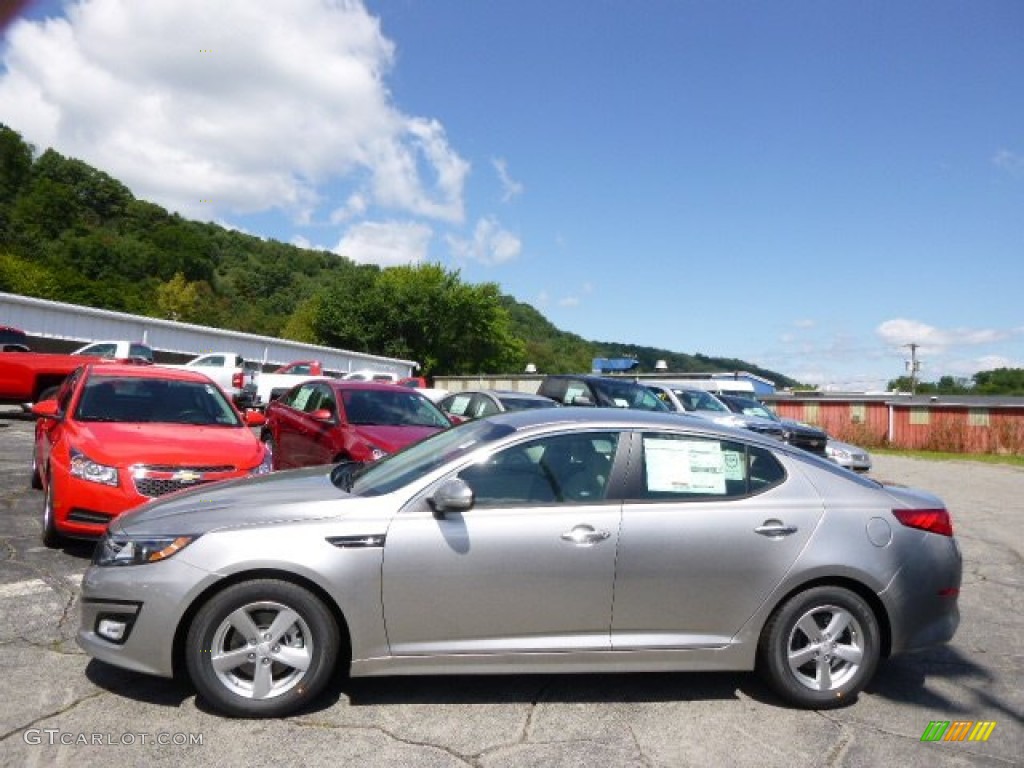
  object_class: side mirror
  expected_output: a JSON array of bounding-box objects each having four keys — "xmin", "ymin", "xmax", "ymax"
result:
[
  {"xmin": 31, "ymin": 400, "xmax": 60, "ymax": 419},
  {"xmin": 309, "ymin": 408, "xmax": 335, "ymax": 423},
  {"xmin": 243, "ymin": 410, "xmax": 266, "ymax": 427},
  {"xmin": 570, "ymin": 395, "xmax": 594, "ymax": 406},
  {"xmin": 428, "ymin": 477, "xmax": 474, "ymax": 519}
]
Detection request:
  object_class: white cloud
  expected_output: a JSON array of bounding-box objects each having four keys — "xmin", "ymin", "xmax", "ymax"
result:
[
  {"xmin": 492, "ymin": 157, "xmax": 523, "ymax": 202},
  {"xmin": 876, "ymin": 318, "xmax": 1014, "ymax": 351},
  {"xmin": 447, "ymin": 216, "xmax": 521, "ymax": 265},
  {"xmin": 0, "ymin": 0, "xmax": 467, "ymax": 224},
  {"xmin": 558, "ymin": 296, "xmax": 580, "ymax": 308},
  {"xmin": 334, "ymin": 220, "xmax": 432, "ymax": 267},
  {"xmin": 992, "ymin": 149, "xmax": 1024, "ymax": 175}
]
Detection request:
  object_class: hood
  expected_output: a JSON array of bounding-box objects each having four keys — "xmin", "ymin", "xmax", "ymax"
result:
[
  {"xmin": 74, "ymin": 423, "xmax": 264, "ymax": 468},
  {"xmin": 112, "ymin": 465, "xmax": 348, "ymax": 536},
  {"xmin": 352, "ymin": 424, "xmax": 444, "ymax": 452}
]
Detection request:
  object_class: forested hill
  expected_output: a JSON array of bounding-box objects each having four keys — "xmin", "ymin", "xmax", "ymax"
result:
[{"xmin": 0, "ymin": 123, "xmax": 798, "ymax": 384}]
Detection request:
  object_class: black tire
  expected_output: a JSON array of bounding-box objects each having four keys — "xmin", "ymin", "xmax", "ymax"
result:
[
  {"xmin": 758, "ymin": 586, "xmax": 880, "ymax": 709},
  {"xmin": 30, "ymin": 450, "xmax": 43, "ymax": 490},
  {"xmin": 261, "ymin": 433, "xmax": 277, "ymax": 470},
  {"xmin": 41, "ymin": 472, "xmax": 61, "ymax": 548},
  {"xmin": 186, "ymin": 579, "xmax": 340, "ymax": 718}
]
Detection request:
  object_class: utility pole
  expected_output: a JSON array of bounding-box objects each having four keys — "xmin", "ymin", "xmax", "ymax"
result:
[{"xmin": 904, "ymin": 343, "xmax": 921, "ymax": 395}]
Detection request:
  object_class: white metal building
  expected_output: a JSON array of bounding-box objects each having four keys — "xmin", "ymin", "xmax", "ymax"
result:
[{"xmin": 0, "ymin": 291, "xmax": 417, "ymax": 377}]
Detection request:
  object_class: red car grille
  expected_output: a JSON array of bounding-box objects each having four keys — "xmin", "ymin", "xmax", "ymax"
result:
[{"xmin": 131, "ymin": 465, "xmax": 238, "ymax": 498}]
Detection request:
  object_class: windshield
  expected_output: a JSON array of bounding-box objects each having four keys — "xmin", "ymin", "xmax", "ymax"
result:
[
  {"xmin": 731, "ymin": 398, "xmax": 778, "ymax": 421},
  {"xmin": 341, "ymin": 388, "xmax": 451, "ymax": 428},
  {"xmin": 74, "ymin": 377, "xmax": 243, "ymax": 426},
  {"xmin": 595, "ymin": 379, "xmax": 669, "ymax": 411},
  {"xmin": 346, "ymin": 418, "xmax": 516, "ymax": 496},
  {"xmin": 675, "ymin": 389, "xmax": 729, "ymax": 413}
]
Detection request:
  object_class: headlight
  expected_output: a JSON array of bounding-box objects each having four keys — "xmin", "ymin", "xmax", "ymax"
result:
[
  {"xmin": 70, "ymin": 447, "xmax": 118, "ymax": 486},
  {"xmin": 251, "ymin": 445, "xmax": 273, "ymax": 475},
  {"xmin": 93, "ymin": 534, "xmax": 198, "ymax": 567}
]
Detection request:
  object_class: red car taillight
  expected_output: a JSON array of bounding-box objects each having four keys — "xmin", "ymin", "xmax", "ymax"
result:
[
  {"xmin": 892, "ymin": 508, "xmax": 954, "ymax": 537},
  {"xmin": 232, "ymin": 372, "xmax": 244, "ymax": 389}
]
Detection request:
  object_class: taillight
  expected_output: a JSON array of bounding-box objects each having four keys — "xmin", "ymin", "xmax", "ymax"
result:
[
  {"xmin": 892, "ymin": 508, "xmax": 953, "ymax": 537},
  {"xmin": 232, "ymin": 372, "xmax": 243, "ymax": 388}
]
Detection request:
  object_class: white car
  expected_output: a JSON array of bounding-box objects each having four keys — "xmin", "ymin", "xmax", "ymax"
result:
[{"xmin": 826, "ymin": 439, "xmax": 872, "ymax": 472}]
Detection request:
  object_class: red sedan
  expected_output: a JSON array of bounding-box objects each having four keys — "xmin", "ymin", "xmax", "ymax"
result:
[
  {"xmin": 262, "ymin": 379, "xmax": 452, "ymax": 469},
  {"xmin": 31, "ymin": 364, "xmax": 271, "ymax": 546}
]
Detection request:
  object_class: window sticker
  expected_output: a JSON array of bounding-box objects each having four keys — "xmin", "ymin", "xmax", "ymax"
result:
[
  {"xmin": 448, "ymin": 394, "xmax": 472, "ymax": 416},
  {"xmin": 565, "ymin": 384, "xmax": 586, "ymax": 403},
  {"xmin": 722, "ymin": 450, "xmax": 746, "ymax": 482},
  {"xmin": 644, "ymin": 437, "xmax": 727, "ymax": 494},
  {"xmin": 292, "ymin": 387, "xmax": 313, "ymax": 411}
]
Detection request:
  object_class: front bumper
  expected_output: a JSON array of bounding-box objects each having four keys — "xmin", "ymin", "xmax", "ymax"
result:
[{"xmin": 78, "ymin": 556, "xmax": 220, "ymax": 678}]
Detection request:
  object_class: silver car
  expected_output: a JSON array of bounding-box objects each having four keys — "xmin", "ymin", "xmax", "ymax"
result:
[
  {"xmin": 78, "ymin": 408, "xmax": 961, "ymax": 718},
  {"xmin": 826, "ymin": 439, "xmax": 873, "ymax": 472}
]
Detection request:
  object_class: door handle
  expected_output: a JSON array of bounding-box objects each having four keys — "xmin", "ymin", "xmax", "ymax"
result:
[
  {"xmin": 560, "ymin": 525, "xmax": 611, "ymax": 546},
  {"xmin": 754, "ymin": 520, "xmax": 798, "ymax": 538}
]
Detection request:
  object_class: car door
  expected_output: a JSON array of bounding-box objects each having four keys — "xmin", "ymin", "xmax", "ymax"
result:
[
  {"xmin": 610, "ymin": 431, "xmax": 825, "ymax": 649},
  {"xmin": 273, "ymin": 382, "xmax": 333, "ymax": 468},
  {"xmin": 382, "ymin": 430, "xmax": 624, "ymax": 657}
]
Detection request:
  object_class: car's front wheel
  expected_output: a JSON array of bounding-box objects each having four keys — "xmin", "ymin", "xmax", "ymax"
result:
[
  {"xmin": 758, "ymin": 585, "xmax": 880, "ymax": 709},
  {"xmin": 41, "ymin": 470, "xmax": 61, "ymax": 548},
  {"xmin": 186, "ymin": 579, "xmax": 340, "ymax": 718}
]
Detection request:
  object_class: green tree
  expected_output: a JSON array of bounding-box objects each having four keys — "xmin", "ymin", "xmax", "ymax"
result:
[
  {"xmin": 973, "ymin": 368, "xmax": 1024, "ymax": 395},
  {"xmin": 156, "ymin": 272, "xmax": 202, "ymax": 321}
]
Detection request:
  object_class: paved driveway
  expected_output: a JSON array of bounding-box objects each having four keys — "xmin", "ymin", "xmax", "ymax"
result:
[{"xmin": 0, "ymin": 411, "xmax": 1020, "ymax": 766}]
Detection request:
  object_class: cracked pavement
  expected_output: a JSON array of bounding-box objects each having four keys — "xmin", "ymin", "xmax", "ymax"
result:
[{"xmin": 0, "ymin": 410, "xmax": 1020, "ymax": 767}]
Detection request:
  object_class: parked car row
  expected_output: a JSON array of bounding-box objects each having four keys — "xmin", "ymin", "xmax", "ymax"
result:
[{"xmin": 27, "ymin": 362, "xmax": 875, "ymax": 549}]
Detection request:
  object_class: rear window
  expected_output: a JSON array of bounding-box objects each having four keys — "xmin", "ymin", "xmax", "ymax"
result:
[
  {"xmin": 0, "ymin": 326, "xmax": 29, "ymax": 347},
  {"xmin": 129, "ymin": 343, "xmax": 154, "ymax": 361}
]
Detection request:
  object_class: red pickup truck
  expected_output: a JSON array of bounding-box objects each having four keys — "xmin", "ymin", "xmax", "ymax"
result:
[{"xmin": 0, "ymin": 340, "xmax": 154, "ymax": 406}]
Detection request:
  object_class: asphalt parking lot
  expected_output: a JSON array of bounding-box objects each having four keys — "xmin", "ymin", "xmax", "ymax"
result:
[{"xmin": 0, "ymin": 408, "xmax": 1021, "ymax": 767}]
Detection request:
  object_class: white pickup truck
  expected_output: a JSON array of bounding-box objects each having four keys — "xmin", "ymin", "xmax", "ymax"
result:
[
  {"xmin": 255, "ymin": 360, "xmax": 333, "ymax": 405},
  {"xmin": 72, "ymin": 340, "xmax": 155, "ymax": 362},
  {"xmin": 163, "ymin": 352, "xmax": 260, "ymax": 407}
]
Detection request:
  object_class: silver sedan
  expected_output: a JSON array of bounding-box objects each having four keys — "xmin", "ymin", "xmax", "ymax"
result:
[{"xmin": 78, "ymin": 408, "xmax": 961, "ymax": 718}]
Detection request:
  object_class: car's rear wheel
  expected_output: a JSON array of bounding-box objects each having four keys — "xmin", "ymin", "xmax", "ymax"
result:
[
  {"xmin": 41, "ymin": 470, "xmax": 61, "ymax": 548},
  {"xmin": 186, "ymin": 579, "xmax": 340, "ymax": 718},
  {"xmin": 758, "ymin": 585, "xmax": 879, "ymax": 709}
]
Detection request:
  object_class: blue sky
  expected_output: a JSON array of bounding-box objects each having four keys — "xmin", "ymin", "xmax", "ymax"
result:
[{"xmin": 1, "ymin": 0, "xmax": 1021, "ymax": 390}]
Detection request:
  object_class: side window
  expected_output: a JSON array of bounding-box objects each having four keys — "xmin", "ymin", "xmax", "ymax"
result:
[
  {"xmin": 286, "ymin": 383, "xmax": 318, "ymax": 411},
  {"xmin": 58, "ymin": 369, "xmax": 83, "ymax": 412},
  {"xmin": 563, "ymin": 381, "xmax": 592, "ymax": 406},
  {"xmin": 444, "ymin": 394, "xmax": 472, "ymax": 417},
  {"xmin": 634, "ymin": 433, "xmax": 785, "ymax": 501},
  {"xmin": 458, "ymin": 432, "xmax": 619, "ymax": 506},
  {"xmin": 472, "ymin": 395, "xmax": 499, "ymax": 418},
  {"xmin": 86, "ymin": 343, "xmax": 116, "ymax": 358},
  {"xmin": 312, "ymin": 385, "xmax": 337, "ymax": 416}
]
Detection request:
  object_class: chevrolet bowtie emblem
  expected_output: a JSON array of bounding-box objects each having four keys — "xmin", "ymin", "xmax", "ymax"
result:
[{"xmin": 173, "ymin": 470, "xmax": 203, "ymax": 483}]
